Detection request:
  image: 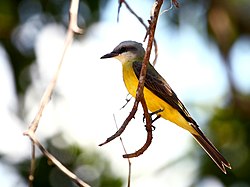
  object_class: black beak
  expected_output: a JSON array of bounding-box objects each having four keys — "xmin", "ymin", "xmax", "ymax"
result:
[{"xmin": 100, "ymin": 51, "xmax": 119, "ymax": 59}]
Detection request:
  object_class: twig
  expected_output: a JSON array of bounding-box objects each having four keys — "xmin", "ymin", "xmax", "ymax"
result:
[
  {"xmin": 160, "ymin": 0, "xmax": 173, "ymax": 15},
  {"xmin": 28, "ymin": 143, "xmax": 35, "ymax": 187},
  {"xmin": 99, "ymin": 99, "xmax": 139, "ymax": 146},
  {"xmin": 152, "ymin": 40, "xmax": 158, "ymax": 66},
  {"xmin": 120, "ymin": 0, "xmax": 147, "ymax": 29},
  {"xmin": 120, "ymin": 94, "xmax": 132, "ymax": 110},
  {"xmin": 172, "ymin": 0, "xmax": 180, "ymax": 8},
  {"xmin": 113, "ymin": 114, "xmax": 131, "ymax": 187},
  {"xmin": 127, "ymin": 157, "xmax": 132, "ymax": 187},
  {"xmin": 69, "ymin": 0, "xmax": 84, "ymax": 34},
  {"xmin": 26, "ymin": 131, "xmax": 91, "ymax": 187},
  {"xmin": 99, "ymin": 0, "xmax": 163, "ymax": 151},
  {"xmin": 123, "ymin": 96, "xmax": 153, "ymax": 158},
  {"xmin": 124, "ymin": 0, "xmax": 178, "ymax": 158},
  {"xmin": 25, "ymin": 0, "xmax": 82, "ymax": 135},
  {"xmin": 118, "ymin": 0, "xmax": 158, "ymax": 66},
  {"xmin": 134, "ymin": 0, "xmax": 163, "ymax": 116},
  {"xmin": 23, "ymin": 0, "xmax": 88, "ymax": 186},
  {"xmin": 123, "ymin": 0, "xmax": 163, "ymax": 157}
]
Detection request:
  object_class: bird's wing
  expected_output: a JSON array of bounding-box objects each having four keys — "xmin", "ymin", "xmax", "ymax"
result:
[{"xmin": 132, "ymin": 61, "xmax": 196, "ymax": 125}]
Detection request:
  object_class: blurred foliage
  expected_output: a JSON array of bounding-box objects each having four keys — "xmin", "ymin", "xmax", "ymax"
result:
[
  {"xmin": 15, "ymin": 134, "xmax": 123, "ymax": 187},
  {"xmin": 188, "ymin": 94, "xmax": 250, "ymax": 186},
  {"xmin": 167, "ymin": 0, "xmax": 250, "ymax": 186},
  {"xmin": 0, "ymin": 0, "xmax": 123, "ymax": 186},
  {"xmin": 0, "ymin": 0, "xmax": 107, "ymax": 96}
]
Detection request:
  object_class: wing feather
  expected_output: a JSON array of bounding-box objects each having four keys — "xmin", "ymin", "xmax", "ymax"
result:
[
  {"xmin": 132, "ymin": 61, "xmax": 231, "ymax": 173},
  {"xmin": 132, "ymin": 61, "xmax": 196, "ymax": 125}
]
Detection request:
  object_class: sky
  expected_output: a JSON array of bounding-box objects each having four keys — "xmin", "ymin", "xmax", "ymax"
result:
[{"xmin": 0, "ymin": 0, "xmax": 250, "ymax": 186}]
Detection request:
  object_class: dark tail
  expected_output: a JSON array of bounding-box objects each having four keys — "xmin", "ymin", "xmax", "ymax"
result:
[{"xmin": 191, "ymin": 127, "xmax": 231, "ymax": 174}]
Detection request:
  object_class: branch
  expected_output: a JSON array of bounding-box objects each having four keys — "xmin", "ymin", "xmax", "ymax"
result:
[
  {"xmin": 26, "ymin": 131, "xmax": 91, "ymax": 187},
  {"xmin": 113, "ymin": 114, "xmax": 131, "ymax": 187},
  {"xmin": 122, "ymin": 0, "xmax": 166, "ymax": 153},
  {"xmin": 25, "ymin": 0, "xmax": 83, "ymax": 135},
  {"xmin": 123, "ymin": 96, "xmax": 153, "ymax": 158},
  {"xmin": 172, "ymin": 0, "xmax": 180, "ymax": 8},
  {"xmin": 28, "ymin": 143, "xmax": 35, "ymax": 187},
  {"xmin": 23, "ymin": 0, "xmax": 88, "ymax": 186},
  {"xmin": 99, "ymin": 99, "xmax": 139, "ymax": 146},
  {"xmin": 99, "ymin": 0, "xmax": 163, "ymax": 150},
  {"xmin": 137, "ymin": 0, "xmax": 163, "ymax": 100},
  {"xmin": 118, "ymin": 0, "xmax": 158, "ymax": 66}
]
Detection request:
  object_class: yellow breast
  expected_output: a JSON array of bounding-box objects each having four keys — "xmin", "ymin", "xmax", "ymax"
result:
[{"xmin": 122, "ymin": 61, "xmax": 198, "ymax": 134}]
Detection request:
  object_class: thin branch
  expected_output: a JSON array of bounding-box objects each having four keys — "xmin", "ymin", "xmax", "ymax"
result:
[
  {"xmin": 160, "ymin": 0, "xmax": 173, "ymax": 15},
  {"xmin": 69, "ymin": 0, "xmax": 84, "ymax": 34},
  {"xmin": 118, "ymin": 0, "xmax": 158, "ymax": 66},
  {"xmin": 120, "ymin": 94, "xmax": 132, "ymax": 110},
  {"xmin": 28, "ymin": 143, "xmax": 35, "ymax": 187},
  {"xmin": 23, "ymin": 0, "xmax": 87, "ymax": 186},
  {"xmin": 123, "ymin": 96, "xmax": 153, "ymax": 158},
  {"xmin": 99, "ymin": 100, "xmax": 139, "ymax": 146},
  {"xmin": 172, "ymin": 0, "xmax": 180, "ymax": 8},
  {"xmin": 113, "ymin": 114, "xmax": 131, "ymax": 187},
  {"xmin": 122, "ymin": 0, "xmax": 163, "ymax": 157},
  {"xmin": 152, "ymin": 40, "xmax": 158, "ymax": 66},
  {"xmin": 25, "ymin": 0, "xmax": 82, "ymax": 134},
  {"xmin": 127, "ymin": 157, "xmax": 132, "ymax": 187},
  {"xmin": 99, "ymin": 0, "xmax": 163, "ymax": 152},
  {"xmin": 26, "ymin": 131, "xmax": 91, "ymax": 187},
  {"xmin": 122, "ymin": 0, "xmax": 147, "ymax": 29}
]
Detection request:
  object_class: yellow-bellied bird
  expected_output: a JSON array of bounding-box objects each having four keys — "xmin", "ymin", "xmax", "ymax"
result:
[{"xmin": 101, "ymin": 41, "xmax": 231, "ymax": 174}]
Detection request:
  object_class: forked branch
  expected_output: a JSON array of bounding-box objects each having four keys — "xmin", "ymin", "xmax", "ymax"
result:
[
  {"xmin": 118, "ymin": 0, "xmax": 159, "ymax": 65},
  {"xmin": 99, "ymin": 0, "xmax": 164, "ymax": 157},
  {"xmin": 23, "ymin": 0, "xmax": 89, "ymax": 186}
]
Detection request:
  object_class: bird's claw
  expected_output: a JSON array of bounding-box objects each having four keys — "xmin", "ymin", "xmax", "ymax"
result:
[{"xmin": 143, "ymin": 109, "xmax": 164, "ymax": 131}]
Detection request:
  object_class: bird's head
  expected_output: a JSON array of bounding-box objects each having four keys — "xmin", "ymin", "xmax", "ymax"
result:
[{"xmin": 101, "ymin": 41, "xmax": 145, "ymax": 64}]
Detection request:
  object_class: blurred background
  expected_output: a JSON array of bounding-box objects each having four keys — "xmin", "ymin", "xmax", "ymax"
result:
[{"xmin": 0, "ymin": 0, "xmax": 250, "ymax": 186}]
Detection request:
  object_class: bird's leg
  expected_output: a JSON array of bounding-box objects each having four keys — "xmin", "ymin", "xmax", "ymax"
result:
[
  {"xmin": 150, "ymin": 108, "xmax": 164, "ymax": 117},
  {"xmin": 143, "ymin": 108, "xmax": 164, "ymax": 122},
  {"xmin": 151, "ymin": 114, "xmax": 161, "ymax": 123},
  {"xmin": 143, "ymin": 108, "xmax": 164, "ymax": 130}
]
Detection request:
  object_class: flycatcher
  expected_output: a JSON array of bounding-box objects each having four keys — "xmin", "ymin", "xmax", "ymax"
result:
[{"xmin": 101, "ymin": 40, "xmax": 231, "ymax": 174}]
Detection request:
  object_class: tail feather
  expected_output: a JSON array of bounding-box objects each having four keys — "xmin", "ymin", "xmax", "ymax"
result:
[{"xmin": 191, "ymin": 127, "xmax": 231, "ymax": 174}]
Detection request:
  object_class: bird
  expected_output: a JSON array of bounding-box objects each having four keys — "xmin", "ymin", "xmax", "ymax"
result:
[{"xmin": 100, "ymin": 40, "xmax": 231, "ymax": 174}]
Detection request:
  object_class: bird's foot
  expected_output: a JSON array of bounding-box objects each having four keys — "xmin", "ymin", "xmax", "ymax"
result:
[{"xmin": 143, "ymin": 109, "xmax": 164, "ymax": 130}]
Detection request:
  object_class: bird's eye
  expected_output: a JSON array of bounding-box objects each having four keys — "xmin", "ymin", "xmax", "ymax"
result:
[{"xmin": 119, "ymin": 47, "xmax": 127, "ymax": 53}]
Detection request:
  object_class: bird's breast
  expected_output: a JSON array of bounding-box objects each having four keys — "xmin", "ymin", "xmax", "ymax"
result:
[
  {"xmin": 122, "ymin": 62, "xmax": 138, "ymax": 98},
  {"xmin": 122, "ymin": 62, "xmax": 195, "ymax": 133}
]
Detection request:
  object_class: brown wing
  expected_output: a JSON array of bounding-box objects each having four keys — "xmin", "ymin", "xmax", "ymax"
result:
[
  {"xmin": 132, "ymin": 61, "xmax": 197, "ymax": 125},
  {"xmin": 133, "ymin": 62, "xmax": 231, "ymax": 173}
]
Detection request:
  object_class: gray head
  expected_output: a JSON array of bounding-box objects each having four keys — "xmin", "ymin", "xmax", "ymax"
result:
[{"xmin": 100, "ymin": 41, "xmax": 145, "ymax": 64}]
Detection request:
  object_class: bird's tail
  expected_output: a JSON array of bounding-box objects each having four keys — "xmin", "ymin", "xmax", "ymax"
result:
[{"xmin": 191, "ymin": 127, "xmax": 231, "ymax": 174}]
